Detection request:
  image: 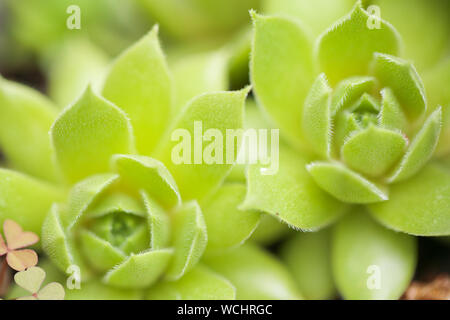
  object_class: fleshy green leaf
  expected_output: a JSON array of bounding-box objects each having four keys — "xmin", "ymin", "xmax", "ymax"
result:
[
  {"xmin": 51, "ymin": 87, "xmax": 134, "ymax": 184},
  {"xmin": 306, "ymin": 161, "xmax": 388, "ymax": 203},
  {"xmin": 332, "ymin": 210, "xmax": 417, "ymax": 300},
  {"xmin": 204, "ymin": 244, "xmax": 303, "ymax": 300},
  {"xmin": 371, "ymin": 53, "xmax": 426, "ymax": 121},
  {"xmin": 342, "ymin": 125, "xmax": 407, "ymax": 177},
  {"xmin": 0, "ymin": 169, "xmax": 64, "ymax": 235},
  {"xmin": 63, "ymin": 174, "xmax": 119, "ymax": 230},
  {"xmin": 111, "ymin": 154, "xmax": 181, "ymax": 208},
  {"xmin": 156, "ymin": 89, "xmax": 248, "ymax": 200},
  {"xmin": 0, "ymin": 77, "xmax": 59, "ymax": 182},
  {"xmin": 102, "ymin": 26, "xmax": 172, "ymax": 156},
  {"xmin": 302, "ymin": 73, "xmax": 332, "ymax": 158},
  {"xmin": 379, "ymin": 87, "xmax": 408, "ymax": 132},
  {"xmin": 146, "ymin": 265, "xmax": 236, "ymax": 300},
  {"xmin": 171, "ymin": 50, "xmax": 228, "ymax": 114},
  {"xmin": 104, "ymin": 248, "xmax": 173, "ymax": 289},
  {"xmin": 333, "ymin": 112, "xmax": 361, "ymax": 155},
  {"xmin": 281, "ymin": 230, "xmax": 335, "ymax": 300},
  {"xmin": 330, "ymin": 76, "xmax": 376, "ymax": 115},
  {"xmin": 423, "ymin": 56, "xmax": 450, "ymax": 157},
  {"xmin": 369, "ymin": 162, "xmax": 450, "ymax": 236},
  {"xmin": 166, "ymin": 201, "xmax": 207, "ymax": 280},
  {"xmin": 251, "ymin": 12, "xmax": 314, "ymax": 148},
  {"xmin": 65, "ymin": 281, "xmax": 142, "ymax": 300},
  {"xmin": 388, "ymin": 108, "xmax": 442, "ymax": 183},
  {"xmin": 79, "ymin": 230, "xmax": 126, "ymax": 273},
  {"xmin": 202, "ymin": 183, "xmax": 260, "ymax": 251},
  {"xmin": 317, "ymin": 1, "xmax": 400, "ymax": 85},
  {"xmin": 141, "ymin": 192, "xmax": 171, "ymax": 250},
  {"xmin": 373, "ymin": 0, "xmax": 450, "ymax": 72},
  {"xmin": 48, "ymin": 37, "xmax": 109, "ymax": 108},
  {"xmin": 264, "ymin": 0, "xmax": 356, "ymax": 37},
  {"xmin": 250, "ymin": 214, "xmax": 291, "ymax": 245},
  {"xmin": 241, "ymin": 145, "xmax": 349, "ymax": 230},
  {"xmin": 87, "ymin": 192, "xmax": 146, "ymax": 218}
]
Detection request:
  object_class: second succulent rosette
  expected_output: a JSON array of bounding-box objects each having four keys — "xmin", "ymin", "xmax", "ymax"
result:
[{"xmin": 244, "ymin": 0, "xmax": 450, "ymax": 299}]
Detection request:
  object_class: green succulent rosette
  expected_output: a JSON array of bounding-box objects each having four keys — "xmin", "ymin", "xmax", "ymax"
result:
[{"xmin": 246, "ymin": 1, "xmax": 450, "ymax": 299}]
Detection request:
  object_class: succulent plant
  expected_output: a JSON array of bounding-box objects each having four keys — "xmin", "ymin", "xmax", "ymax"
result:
[
  {"xmin": 245, "ymin": 1, "xmax": 450, "ymax": 299},
  {"xmin": 0, "ymin": 24, "xmax": 305, "ymax": 299}
]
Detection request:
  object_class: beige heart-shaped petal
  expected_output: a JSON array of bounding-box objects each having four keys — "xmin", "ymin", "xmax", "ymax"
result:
[
  {"xmin": 0, "ymin": 234, "xmax": 7, "ymax": 256},
  {"xmin": 7, "ymin": 249, "xmax": 38, "ymax": 271},
  {"xmin": 37, "ymin": 282, "xmax": 65, "ymax": 300},
  {"xmin": 3, "ymin": 220, "xmax": 39, "ymax": 250},
  {"xmin": 14, "ymin": 266, "xmax": 45, "ymax": 293}
]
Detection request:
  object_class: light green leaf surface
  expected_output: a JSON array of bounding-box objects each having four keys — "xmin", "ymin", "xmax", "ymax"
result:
[
  {"xmin": 204, "ymin": 244, "xmax": 303, "ymax": 300},
  {"xmin": 112, "ymin": 154, "xmax": 181, "ymax": 208},
  {"xmin": 86, "ymin": 192, "xmax": 146, "ymax": 218},
  {"xmin": 250, "ymin": 214, "xmax": 291, "ymax": 245},
  {"xmin": 146, "ymin": 265, "xmax": 236, "ymax": 300},
  {"xmin": 63, "ymin": 174, "xmax": 119, "ymax": 229},
  {"xmin": 79, "ymin": 230, "xmax": 126, "ymax": 272},
  {"xmin": 302, "ymin": 73, "xmax": 332, "ymax": 158},
  {"xmin": 171, "ymin": 50, "xmax": 228, "ymax": 114},
  {"xmin": 369, "ymin": 162, "xmax": 450, "ymax": 236},
  {"xmin": 342, "ymin": 126, "xmax": 407, "ymax": 177},
  {"xmin": 141, "ymin": 192, "xmax": 171, "ymax": 250},
  {"xmin": 157, "ymin": 89, "xmax": 248, "ymax": 200},
  {"xmin": 371, "ymin": 53, "xmax": 426, "ymax": 121},
  {"xmin": 0, "ymin": 169, "xmax": 64, "ymax": 235},
  {"xmin": 102, "ymin": 26, "xmax": 172, "ymax": 156},
  {"xmin": 166, "ymin": 201, "xmax": 207, "ymax": 280},
  {"xmin": 317, "ymin": 1, "xmax": 400, "ymax": 85},
  {"xmin": 104, "ymin": 249, "xmax": 173, "ymax": 289},
  {"xmin": 379, "ymin": 88, "xmax": 408, "ymax": 132},
  {"xmin": 424, "ymin": 56, "xmax": 450, "ymax": 157},
  {"xmin": 0, "ymin": 77, "xmax": 59, "ymax": 182},
  {"xmin": 263, "ymin": 0, "xmax": 356, "ymax": 37},
  {"xmin": 202, "ymin": 183, "xmax": 260, "ymax": 251},
  {"xmin": 330, "ymin": 76, "xmax": 375, "ymax": 115},
  {"xmin": 332, "ymin": 211, "xmax": 417, "ymax": 300},
  {"xmin": 307, "ymin": 161, "xmax": 388, "ymax": 203},
  {"xmin": 242, "ymin": 146, "xmax": 349, "ymax": 230},
  {"xmin": 388, "ymin": 108, "xmax": 442, "ymax": 183},
  {"xmin": 281, "ymin": 230, "xmax": 336, "ymax": 300},
  {"xmin": 51, "ymin": 87, "xmax": 134, "ymax": 184},
  {"xmin": 251, "ymin": 13, "xmax": 314, "ymax": 148},
  {"xmin": 373, "ymin": 0, "xmax": 450, "ymax": 72},
  {"xmin": 48, "ymin": 37, "xmax": 109, "ymax": 108}
]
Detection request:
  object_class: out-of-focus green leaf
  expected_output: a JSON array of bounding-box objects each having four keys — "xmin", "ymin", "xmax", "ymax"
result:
[
  {"xmin": 281, "ymin": 230, "xmax": 336, "ymax": 300},
  {"xmin": 204, "ymin": 244, "xmax": 303, "ymax": 300},
  {"xmin": 369, "ymin": 162, "xmax": 450, "ymax": 236},
  {"xmin": 146, "ymin": 265, "xmax": 236, "ymax": 300},
  {"xmin": 251, "ymin": 12, "xmax": 314, "ymax": 148},
  {"xmin": 332, "ymin": 210, "xmax": 417, "ymax": 300},
  {"xmin": 0, "ymin": 77, "xmax": 59, "ymax": 182},
  {"xmin": 0, "ymin": 169, "xmax": 64, "ymax": 235}
]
